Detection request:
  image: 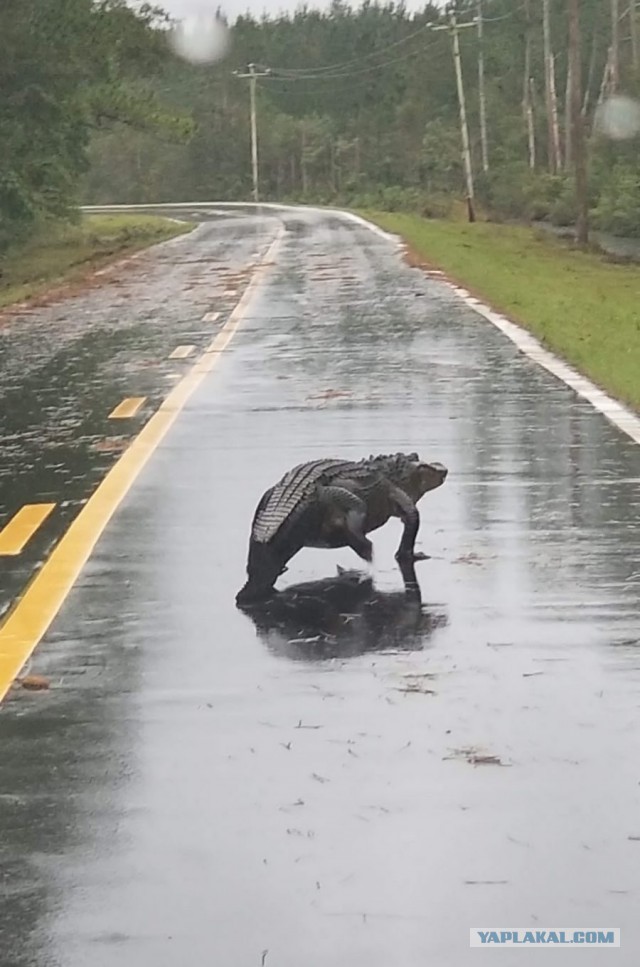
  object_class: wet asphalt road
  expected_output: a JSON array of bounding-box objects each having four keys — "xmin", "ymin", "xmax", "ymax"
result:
[{"xmin": 1, "ymin": 205, "xmax": 640, "ymax": 965}]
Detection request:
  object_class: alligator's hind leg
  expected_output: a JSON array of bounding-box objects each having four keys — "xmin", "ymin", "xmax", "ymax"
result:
[{"xmin": 317, "ymin": 485, "xmax": 373, "ymax": 563}]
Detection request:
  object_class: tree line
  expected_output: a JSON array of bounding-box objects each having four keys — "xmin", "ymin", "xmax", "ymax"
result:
[
  {"xmin": 0, "ymin": 0, "xmax": 189, "ymax": 255},
  {"xmin": 2, "ymin": 1, "xmax": 640, "ymax": 252}
]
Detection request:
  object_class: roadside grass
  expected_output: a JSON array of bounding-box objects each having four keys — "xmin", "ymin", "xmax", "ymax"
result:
[
  {"xmin": 0, "ymin": 214, "xmax": 192, "ymax": 309},
  {"xmin": 361, "ymin": 212, "xmax": 640, "ymax": 412}
]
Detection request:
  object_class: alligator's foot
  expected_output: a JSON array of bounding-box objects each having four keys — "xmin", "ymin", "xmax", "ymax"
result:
[
  {"xmin": 396, "ymin": 557, "xmax": 422, "ymax": 598},
  {"xmin": 395, "ymin": 550, "xmax": 431, "ymax": 563},
  {"xmin": 235, "ymin": 583, "xmax": 278, "ymax": 607}
]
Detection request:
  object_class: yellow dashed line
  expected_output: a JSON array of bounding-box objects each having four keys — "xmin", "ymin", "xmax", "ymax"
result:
[
  {"xmin": 0, "ymin": 226, "xmax": 284, "ymax": 701},
  {"xmin": 108, "ymin": 397, "xmax": 146, "ymax": 419},
  {"xmin": 169, "ymin": 345, "xmax": 196, "ymax": 360},
  {"xmin": 0, "ymin": 504, "xmax": 56, "ymax": 556}
]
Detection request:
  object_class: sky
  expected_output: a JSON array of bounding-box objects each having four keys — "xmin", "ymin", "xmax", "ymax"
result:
[{"xmin": 157, "ymin": 0, "xmax": 439, "ymax": 24}]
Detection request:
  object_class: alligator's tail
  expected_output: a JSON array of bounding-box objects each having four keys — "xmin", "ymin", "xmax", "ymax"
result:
[{"xmin": 235, "ymin": 539, "xmax": 284, "ymax": 606}]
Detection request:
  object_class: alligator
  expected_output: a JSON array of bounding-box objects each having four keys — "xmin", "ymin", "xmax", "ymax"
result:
[{"xmin": 235, "ymin": 452, "xmax": 448, "ymax": 604}]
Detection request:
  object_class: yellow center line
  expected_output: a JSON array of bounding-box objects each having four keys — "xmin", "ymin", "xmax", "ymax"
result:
[
  {"xmin": 169, "ymin": 345, "xmax": 196, "ymax": 360},
  {"xmin": 0, "ymin": 504, "xmax": 56, "ymax": 556},
  {"xmin": 0, "ymin": 226, "xmax": 284, "ymax": 702},
  {"xmin": 109, "ymin": 397, "xmax": 146, "ymax": 419}
]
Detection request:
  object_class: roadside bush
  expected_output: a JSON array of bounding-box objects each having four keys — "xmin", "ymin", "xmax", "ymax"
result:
[
  {"xmin": 475, "ymin": 164, "xmax": 571, "ymax": 223},
  {"xmin": 591, "ymin": 164, "xmax": 640, "ymax": 237},
  {"xmin": 341, "ymin": 184, "xmax": 453, "ymax": 218}
]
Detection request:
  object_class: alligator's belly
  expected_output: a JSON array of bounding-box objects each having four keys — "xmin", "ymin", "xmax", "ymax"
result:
[
  {"xmin": 364, "ymin": 506, "xmax": 392, "ymax": 534},
  {"xmin": 306, "ymin": 534, "xmax": 351, "ymax": 549}
]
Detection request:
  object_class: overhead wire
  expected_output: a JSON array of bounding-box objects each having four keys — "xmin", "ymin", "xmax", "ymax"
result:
[
  {"xmin": 261, "ymin": 20, "xmax": 436, "ymax": 77},
  {"xmin": 246, "ymin": 2, "xmax": 526, "ymax": 94},
  {"xmin": 261, "ymin": 27, "xmax": 454, "ymax": 84}
]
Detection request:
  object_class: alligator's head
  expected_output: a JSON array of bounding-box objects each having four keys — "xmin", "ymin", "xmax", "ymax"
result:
[
  {"xmin": 372, "ymin": 452, "xmax": 448, "ymax": 501},
  {"xmin": 409, "ymin": 459, "xmax": 448, "ymax": 499}
]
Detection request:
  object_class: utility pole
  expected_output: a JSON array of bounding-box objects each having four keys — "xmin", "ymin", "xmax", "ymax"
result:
[
  {"xmin": 450, "ymin": 12, "xmax": 475, "ymax": 220},
  {"xmin": 477, "ymin": 0, "xmax": 489, "ymax": 172},
  {"xmin": 430, "ymin": 11, "xmax": 476, "ymax": 220},
  {"xmin": 233, "ymin": 63, "xmax": 270, "ymax": 203},
  {"xmin": 568, "ymin": 0, "xmax": 589, "ymax": 247}
]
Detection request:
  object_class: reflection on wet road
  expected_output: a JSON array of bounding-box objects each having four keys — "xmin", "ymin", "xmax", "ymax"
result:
[
  {"xmin": 239, "ymin": 566, "xmax": 449, "ymax": 661},
  {"xmin": 0, "ymin": 205, "xmax": 639, "ymax": 966}
]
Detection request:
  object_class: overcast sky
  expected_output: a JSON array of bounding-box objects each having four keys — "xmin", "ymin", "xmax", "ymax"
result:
[{"xmin": 158, "ymin": 0, "xmax": 439, "ymax": 24}]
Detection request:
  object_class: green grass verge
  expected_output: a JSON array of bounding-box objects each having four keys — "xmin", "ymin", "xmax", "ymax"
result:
[
  {"xmin": 0, "ymin": 214, "xmax": 193, "ymax": 309},
  {"xmin": 361, "ymin": 211, "xmax": 640, "ymax": 412}
]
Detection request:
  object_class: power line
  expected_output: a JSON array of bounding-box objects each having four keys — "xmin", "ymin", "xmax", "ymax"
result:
[
  {"xmin": 263, "ymin": 47, "xmax": 434, "ymax": 83},
  {"xmin": 259, "ymin": 45, "xmax": 451, "ymax": 94},
  {"xmin": 263, "ymin": 21, "xmax": 435, "ymax": 77},
  {"xmin": 262, "ymin": 29, "xmax": 455, "ymax": 83},
  {"xmin": 233, "ymin": 64, "xmax": 271, "ymax": 202}
]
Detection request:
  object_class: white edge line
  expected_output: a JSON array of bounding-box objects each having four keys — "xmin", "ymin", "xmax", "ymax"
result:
[
  {"xmin": 81, "ymin": 202, "xmax": 640, "ymax": 445},
  {"xmin": 346, "ymin": 212, "xmax": 640, "ymax": 446}
]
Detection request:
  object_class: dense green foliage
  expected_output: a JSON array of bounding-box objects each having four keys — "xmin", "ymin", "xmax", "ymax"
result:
[
  {"xmin": 366, "ymin": 211, "xmax": 640, "ymax": 408},
  {"xmin": 0, "ymin": 0, "xmax": 190, "ymax": 254},
  {"xmin": 4, "ymin": 1, "xmax": 640, "ymax": 241},
  {"xmin": 82, "ymin": 0, "xmax": 640, "ymax": 236}
]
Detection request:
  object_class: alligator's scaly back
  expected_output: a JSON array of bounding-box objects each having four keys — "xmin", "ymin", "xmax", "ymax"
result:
[{"xmin": 252, "ymin": 457, "xmax": 360, "ymax": 543}]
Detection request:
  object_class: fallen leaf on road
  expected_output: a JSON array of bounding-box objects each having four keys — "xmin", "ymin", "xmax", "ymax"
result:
[
  {"xmin": 395, "ymin": 685, "xmax": 436, "ymax": 695},
  {"xmin": 468, "ymin": 754, "xmax": 506, "ymax": 766},
  {"xmin": 465, "ymin": 880, "xmax": 509, "ymax": 885},
  {"xmin": 453, "ymin": 552, "xmax": 483, "ymax": 566},
  {"xmin": 19, "ymin": 675, "xmax": 50, "ymax": 691},
  {"xmin": 92, "ymin": 437, "xmax": 128, "ymax": 453},
  {"xmin": 307, "ymin": 388, "xmax": 352, "ymax": 401}
]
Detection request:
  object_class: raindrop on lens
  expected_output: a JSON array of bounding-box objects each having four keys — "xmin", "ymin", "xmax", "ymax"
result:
[
  {"xmin": 594, "ymin": 95, "xmax": 640, "ymax": 141},
  {"xmin": 170, "ymin": 14, "xmax": 230, "ymax": 65}
]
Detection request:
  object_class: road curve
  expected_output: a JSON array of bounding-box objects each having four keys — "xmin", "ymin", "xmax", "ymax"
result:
[{"xmin": 0, "ymin": 205, "xmax": 639, "ymax": 966}]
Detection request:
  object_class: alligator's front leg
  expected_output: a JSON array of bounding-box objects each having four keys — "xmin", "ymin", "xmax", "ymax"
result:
[
  {"xmin": 398, "ymin": 557, "xmax": 422, "ymax": 604},
  {"xmin": 317, "ymin": 484, "xmax": 373, "ymax": 562},
  {"xmin": 388, "ymin": 484, "xmax": 430, "ymax": 563}
]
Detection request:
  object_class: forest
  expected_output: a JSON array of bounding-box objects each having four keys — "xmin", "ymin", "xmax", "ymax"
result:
[{"xmin": 2, "ymin": 0, "xmax": 640, "ymax": 250}]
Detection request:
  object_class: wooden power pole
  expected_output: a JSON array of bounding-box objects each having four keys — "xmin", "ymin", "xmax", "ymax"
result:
[
  {"xmin": 568, "ymin": 0, "xmax": 589, "ymax": 246},
  {"xmin": 477, "ymin": 0, "xmax": 489, "ymax": 172},
  {"xmin": 233, "ymin": 63, "xmax": 270, "ymax": 203},
  {"xmin": 450, "ymin": 12, "xmax": 476, "ymax": 220}
]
